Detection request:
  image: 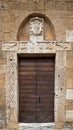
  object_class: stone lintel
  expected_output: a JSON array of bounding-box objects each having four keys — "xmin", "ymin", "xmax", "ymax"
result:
[{"xmin": 2, "ymin": 41, "xmax": 71, "ymax": 52}]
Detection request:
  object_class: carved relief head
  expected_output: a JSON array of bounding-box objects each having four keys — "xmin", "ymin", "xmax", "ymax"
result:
[{"xmin": 30, "ymin": 17, "xmax": 44, "ymax": 35}]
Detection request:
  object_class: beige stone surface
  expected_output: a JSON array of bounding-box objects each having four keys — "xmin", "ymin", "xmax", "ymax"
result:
[
  {"xmin": 66, "ymin": 100, "xmax": 73, "ymax": 110},
  {"xmin": 0, "ymin": 0, "xmax": 73, "ymax": 129},
  {"xmin": 66, "ymin": 30, "xmax": 73, "ymax": 42},
  {"xmin": 66, "ymin": 110, "xmax": 73, "ymax": 121},
  {"xmin": 67, "ymin": 51, "xmax": 73, "ymax": 68},
  {"xmin": 66, "ymin": 89, "xmax": 73, "ymax": 100},
  {"xmin": 67, "ymin": 68, "xmax": 73, "ymax": 89}
]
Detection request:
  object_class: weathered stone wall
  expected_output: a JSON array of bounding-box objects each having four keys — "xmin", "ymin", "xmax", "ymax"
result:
[
  {"xmin": 0, "ymin": 0, "xmax": 73, "ymax": 42},
  {"xmin": 0, "ymin": 0, "xmax": 73, "ymax": 129}
]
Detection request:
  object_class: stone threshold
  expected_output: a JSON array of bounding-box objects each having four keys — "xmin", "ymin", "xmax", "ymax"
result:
[{"xmin": 18, "ymin": 122, "xmax": 55, "ymax": 129}]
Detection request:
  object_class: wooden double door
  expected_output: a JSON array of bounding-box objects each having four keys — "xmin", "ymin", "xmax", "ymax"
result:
[{"xmin": 19, "ymin": 56, "xmax": 55, "ymax": 123}]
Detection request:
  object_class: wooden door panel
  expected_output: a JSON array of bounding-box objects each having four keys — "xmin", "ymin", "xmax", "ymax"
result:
[
  {"xmin": 37, "ymin": 66, "xmax": 55, "ymax": 71},
  {"xmin": 19, "ymin": 71, "xmax": 36, "ymax": 76},
  {"xmin": 19, "ymin": 66, "xmax": 36, "ymax": 71},
  {"xmin": 36, "ymin": 62, "xmax": 54, "ymax": 67},
  {"xmin": 19, "ymin": 57, "xmax": 55, "ymax": 123},
  {"xmin": 19, "ymin": 112, "xmax": 36, "ymax": 123},
  {"xmin": 37, "ymin": 112, "xmax": 54, "ymax": 122},
  {"xmin": 19, "ymin": 79, "xmax": 36, "ymax": 85},
  {"xmin": 36, "ymin": 58, "xmax": 55, "ymax": 122},
  {"xmin": 19, "ymin": 60, "xmax": 36, "ymax": 67},
  {"xmin": 19, "ymin": 75, "xmax": 36, "ymax": 80},
  {"xmin": 19, "ymin": 58, "xmax": 36, "ymax": 123},
  {"xmin": 37, "ymin": 76, "xmax": 54, "ymax": 81}
]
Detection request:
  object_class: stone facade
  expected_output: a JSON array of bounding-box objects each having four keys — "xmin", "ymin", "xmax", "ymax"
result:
[{"xmin": 0, "ymin": 0, "xmax": 73, "ymax": 130}]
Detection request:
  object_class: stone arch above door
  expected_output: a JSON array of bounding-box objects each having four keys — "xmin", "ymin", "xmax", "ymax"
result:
[{"xmin": 17, "ymin": 13, "xmax": 56, "ymax": 41}]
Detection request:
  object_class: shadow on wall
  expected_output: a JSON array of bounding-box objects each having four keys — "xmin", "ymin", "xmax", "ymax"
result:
[{"xmin": 17, "ymin": 13, "xmax": 56, "ymax": 41}]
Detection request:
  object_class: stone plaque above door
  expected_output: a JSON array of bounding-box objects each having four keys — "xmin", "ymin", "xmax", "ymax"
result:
[{"xmin": 30, "ymin": 17, "xmax": 44, "ymax": 41}]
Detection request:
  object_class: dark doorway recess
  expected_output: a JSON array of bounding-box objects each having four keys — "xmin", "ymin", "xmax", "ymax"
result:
[{"xmin": 18, "ymin": 56, "xmax": 55, "ymax": 123}]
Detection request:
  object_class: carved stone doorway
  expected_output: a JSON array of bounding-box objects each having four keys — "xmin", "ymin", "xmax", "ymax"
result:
[{"xmin": 2, "ymin": 41, "xmax": 71, "ymax": 129}]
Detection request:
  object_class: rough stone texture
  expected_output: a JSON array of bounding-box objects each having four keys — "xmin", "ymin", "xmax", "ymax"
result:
[
  {"xmin": 66, "ymin": 30, "xmax": 73, "ymax": 42},
  {"xmin": 0, "ymin": 1, "xmax": 73, "ymax": 42},
  {"xmin": 66, "ymin": 110, "xmax": 73, "ymax": 121},
  {"xmin": 0, "ymin": 0, "xmax": 73, "ymax": 130},
  {"xmin": 1, "ymin": 0, "xmax": 73, "ymax": 11},
  {"xmin": 66, "ymin": 89, "xmax": 73, "ymax": 100},
  {"xmin": 66, "ymin": 100, "xmax": 73, "ymax": 110},
  {"xmin": 0, "ymin": 71, "xmax": 6, "ymax": 128},
  {"xmin": 65, "ymin": 45, "xmax": 73, "ymax": 124},
  {"xmin": 6, "ymin": 52, "xmax": 18, "ymax": 129},
  {"xmin": 2, "ymin": 41, "xmax": 71, "ymax": 52}
]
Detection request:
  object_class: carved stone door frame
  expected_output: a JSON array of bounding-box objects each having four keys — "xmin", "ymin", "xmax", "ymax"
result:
[{"xmin": 2, "ymin": 41, "xmax": 71, "ymax": 129}]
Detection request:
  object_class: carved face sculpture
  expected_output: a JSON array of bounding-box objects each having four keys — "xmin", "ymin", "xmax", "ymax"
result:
[{"xmin": 30, "ymin": 17, "xmax": 43, "ymax": 35}]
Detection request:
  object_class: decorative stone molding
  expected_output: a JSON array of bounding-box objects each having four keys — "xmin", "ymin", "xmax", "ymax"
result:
[
  {"xmin": 2, "ymin": 42, "xmax": 18, "ymax": 51},
  {"xmin": 6, "ymin": 52, "xmax": 18, "ymax": 128},
  {"xmin": 2, "ymin": 41, "xmax": 71, "ymax": 129},
  {"xmin": 2, "ymin": 41, "xmax": 71, "ymax": 52}
]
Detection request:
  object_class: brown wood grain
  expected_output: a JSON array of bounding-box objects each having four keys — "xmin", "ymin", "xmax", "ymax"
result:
[{"xmin": 18, "ymin": 57, "xmax": 55, "ymax": 123}]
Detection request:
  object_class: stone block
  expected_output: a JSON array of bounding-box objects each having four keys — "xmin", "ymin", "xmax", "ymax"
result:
[
  {"xmin": 45, "ymin": 1, "xmax": 55, "ymax": 10},
  {"xmin": 0, "ymin": 97, "xmax": 6, "ymax": 106},
  {"xmin": 0, "ymin": 24, "xmax": 3, "ymax": 32},
  {"xmin": 70, "ymin": 17, "xmax": 73, "ymax": 29},
  {"xmin": 0, "ymin": 59, "xmax": 6, "ymax": 65},
  {"xmin": 8, "ymin": 1, "xmax": 35, "ymax": 10},
  {"xmin": 66, "ymin": 110, "xmax": 73, "ymax": 121},
  {"xmin": 55, "ymin": 67, "xmax": 66, "ymax": 87},
  {"xmin": 56, "ymin": 42, "xmax": 71, "ymax": 51},
  {"xmin": 3, "ymin": 24, "xmax": 11, "ymax": 33},
  {"xmin": 0, "ymin": 65, "xmax": 6, "ymax": 73},
  {"xmin": 66, "ymin": 100, "xmax": 73, "ymax": 110},
  {"xmin": 0, "ymin": 73, "xmax": 6, "ymax": 87},
  {"xmin": 2, "ymin": 42, "xmax": 17, "ymax": 51},
  {"xmin": 67, "ymin": 67, "xmax": 73, "ymax": 78},
  {"xmin": 67, "ymin": 78, "xmax": 73, "ymax": 89},
  {"xmin": 35, "ymin": 1, "xmax": 44, "ymax": 10},
  {"xmin": 66, "ymin": 89, "xmax": 73, "ymax": 100},
  {"xmin": 3, "ymin": 32, "xmax": 16, "ymax": 41},
  {"xmin": 67, "ymin": 1, "xmax": 73, "ymax": 10},
  {"xmin": 0, "ymin": 32, "xmax": 3, "ymax": 41},
  {"xmin": 67, "ymin": 51, "xmax": 73, "ymax": 68},
  {"xmin": 67, "ymin": 68, "xmax": 73, "ymax": 88},
  {"xmin": 55, "ymin": 1, "xmax": 67, "ymax": 10},
  {"xmin": 0, "ymin": 43, "xmax": 7, "ymax": 59},
  {"xmin": 0, "ymin": 107, "xmax": 6, "ymax": 128},
  {"xmin": 56, "ymin": 51, "xmax": 66, "ymax": 67},
  {"xmin": 66, "ymin": 30, "xmax": 73, "ymax": 42},
  {"xmin": 2, "ymin": 14, "xmax": 10, "ymax": 23}
]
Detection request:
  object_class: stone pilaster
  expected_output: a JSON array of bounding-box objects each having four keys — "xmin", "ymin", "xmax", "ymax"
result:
[{"xmin": 6, "ymin": 52, "xmax": 18, "ymax": 128}]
